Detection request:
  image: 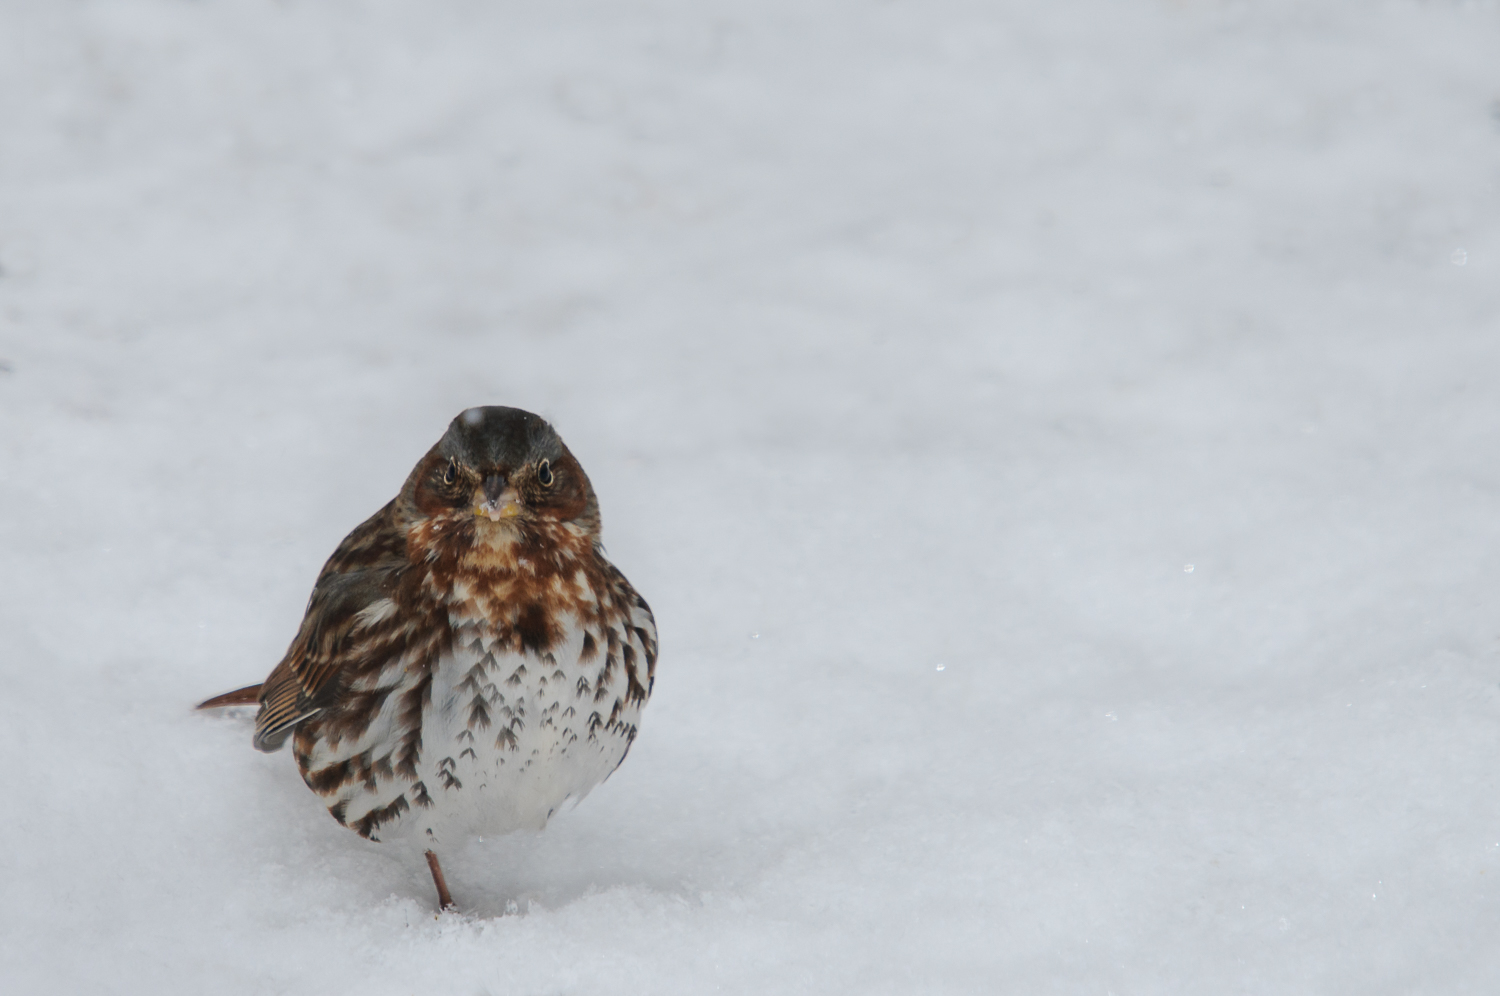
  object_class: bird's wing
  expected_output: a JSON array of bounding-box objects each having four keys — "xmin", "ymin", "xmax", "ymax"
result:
[{"xmin": 253, "ymin": 505, "xmax": 408, "ymax": 753}]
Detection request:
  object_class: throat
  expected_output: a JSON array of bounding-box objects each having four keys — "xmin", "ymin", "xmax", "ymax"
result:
[{"xmin": 463, "ymin": 520, "xmax": 524, "ymax": 570}]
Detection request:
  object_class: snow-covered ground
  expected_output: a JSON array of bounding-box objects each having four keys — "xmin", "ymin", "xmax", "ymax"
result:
[{"xmin": 2, "ymin": 1, "xmax": 1499, "ymax": 991}]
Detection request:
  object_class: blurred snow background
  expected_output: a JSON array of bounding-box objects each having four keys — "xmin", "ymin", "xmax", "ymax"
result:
[{"xmin": 2, "ymin": 0, "xmax": 1499, "ymax": 992}]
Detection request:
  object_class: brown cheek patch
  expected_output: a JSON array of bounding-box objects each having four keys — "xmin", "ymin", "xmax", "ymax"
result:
[
  {"xmin": 409, "ymin": 454, "xmax": 451, "ymax": 516},
  {"xmin": 542, "ymin": 452, "xmax": 591, "ymax": 522}
]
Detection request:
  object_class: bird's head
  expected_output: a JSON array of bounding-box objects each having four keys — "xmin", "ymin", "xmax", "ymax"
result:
[{"xmin": 400, "ymin": 407, "xmax": 601, "ymax": 543}]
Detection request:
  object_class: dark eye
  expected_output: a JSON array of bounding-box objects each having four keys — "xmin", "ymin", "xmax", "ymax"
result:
[
  {"xmin": 537, "ymin": 459, "xmax": 553, "ymax": 487},
  {"xmin": 443, "ymin": 459, "xmax": 457, "ymax": 485}
]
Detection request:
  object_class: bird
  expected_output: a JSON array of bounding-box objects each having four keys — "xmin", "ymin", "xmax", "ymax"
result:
[{"xmin": 198, "ymin": 406, "xmax": 657, "ymax": 911}]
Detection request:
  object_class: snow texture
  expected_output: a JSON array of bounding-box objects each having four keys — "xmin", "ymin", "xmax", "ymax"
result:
[{"xmin": 2, "ymin": 1, "xmax": 1499, "ymax": 992}]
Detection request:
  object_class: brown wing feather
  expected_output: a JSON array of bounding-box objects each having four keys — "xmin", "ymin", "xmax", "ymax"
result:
[{"xmin": 253, "ymin": 501, "xmax": 409, "ymax": 752}]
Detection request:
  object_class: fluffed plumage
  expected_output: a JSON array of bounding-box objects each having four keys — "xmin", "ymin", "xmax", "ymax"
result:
[{"xmin": 202, "ymin": 406, "xmax": 657, "ymax": 909}]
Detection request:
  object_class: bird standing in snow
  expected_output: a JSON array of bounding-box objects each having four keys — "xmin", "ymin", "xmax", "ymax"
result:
[{"xmin": 200, "ymin": 406, "xmax": 657, "ymax": 911}]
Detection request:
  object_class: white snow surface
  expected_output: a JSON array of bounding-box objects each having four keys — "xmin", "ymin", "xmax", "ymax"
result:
[{"xmin": 2, "ymin": 1, "xmax": 1499, "ymax": 992}]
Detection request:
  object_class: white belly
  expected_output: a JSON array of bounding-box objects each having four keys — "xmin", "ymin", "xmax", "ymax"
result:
[{"xmin": 321, "ymin": 605, "xmax": 651, "ymax": 847}]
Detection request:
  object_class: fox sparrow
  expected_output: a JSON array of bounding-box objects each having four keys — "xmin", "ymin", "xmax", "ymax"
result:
[{"xmin": 199, "ymin": 407, "xmax": 657, "ymax": 911}]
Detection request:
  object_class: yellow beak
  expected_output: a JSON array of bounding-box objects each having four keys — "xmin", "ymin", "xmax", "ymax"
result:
[{"xmin": 474, "ymin": 493, "xmax": 523, "ymax": 521}]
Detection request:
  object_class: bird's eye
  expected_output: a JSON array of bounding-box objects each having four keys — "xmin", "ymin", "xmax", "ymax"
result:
[
  {"xmin": 443, "ymin": 459, "xmax": 457, "ymax": 486},
  {"xmin": 537, "ymin": 459, "xmax": 554, "ymax": 487}
]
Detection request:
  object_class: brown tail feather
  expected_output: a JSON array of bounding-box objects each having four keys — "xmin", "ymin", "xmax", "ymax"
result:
[{"xmin": 196, "ymin": 683, "xmax": 264, "ymax": 709}]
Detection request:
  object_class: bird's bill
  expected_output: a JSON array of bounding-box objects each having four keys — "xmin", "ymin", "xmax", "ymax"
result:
[{"xmin": 474, "ymin": 488, "xmax": 524, "ymax": 521}]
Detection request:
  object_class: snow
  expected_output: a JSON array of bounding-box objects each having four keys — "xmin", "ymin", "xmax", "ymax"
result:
[{"xmin": 2, "ymin": 0, "xmax": 1499, "ymax": 991}]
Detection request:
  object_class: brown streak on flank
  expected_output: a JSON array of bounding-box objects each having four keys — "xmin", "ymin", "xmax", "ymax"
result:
[
  {"xmin": 579, "ymin": 631, "xmax": 598, "ymax": 663},
  {"xmin": 627, "ymin": 675, "xmax": 648, "ymax": 705},
  {"xmin": 410, "ymin": 781, "xmax": 432, "ymax": 808},
  {"xmin": 633, "ymin": 626, "xmax": 658, "ymax": 693},
  {"xmin": 354, "ymin": 752, "xmax": 380, "ymax": 791},
  {"xmin": 634, "ymin": 626, "xmax": 657, "ymax": 667},
  {"xmin": 329, "ymin": 685, "xmax": 396, "ymax": 743},
  {"xmin": 307, "ymin": 754, "xmax": 363, "ymax": 794},
  {"xmin": 620, "ymin": 642, "xmax": 648, "ymax": 704},
  {"xmin": 394, "ymin": 671, "xmax": 432, "ymax": 780},
  {"xmin": 351, "ymin": 794, "xmax": 410, "ymax": 840},
  {"xmin": 328, "ymin": 799, "xmax": 349, "ymax": 825}
]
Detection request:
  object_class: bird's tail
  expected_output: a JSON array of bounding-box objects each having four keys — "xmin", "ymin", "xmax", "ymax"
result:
[{"xmin": 196, "ymin": 684, "xmax": 263, "ymax": 709}]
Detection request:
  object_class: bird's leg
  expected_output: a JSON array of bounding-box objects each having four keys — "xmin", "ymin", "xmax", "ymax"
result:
[{"xmin": 425, "ymin": 849, "xmax": 456, "ymax": 912}]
